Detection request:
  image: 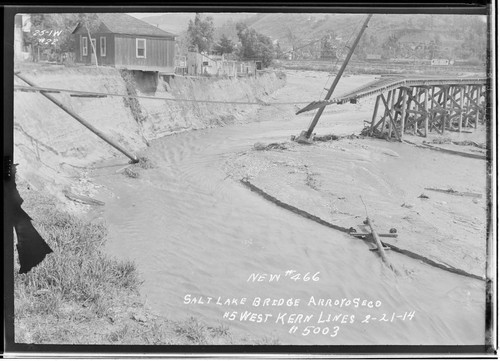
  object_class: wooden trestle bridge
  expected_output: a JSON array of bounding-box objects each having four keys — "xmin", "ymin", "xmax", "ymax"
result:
[{"xmin": 297, "ymin": 75, "xmax": 488, "ymax": 140}]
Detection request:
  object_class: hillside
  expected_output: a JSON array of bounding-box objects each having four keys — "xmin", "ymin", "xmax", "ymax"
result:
[
  {"xmin": 139, "ymin": 12, "xmax": 255, "ymax": 36},
  {"xmin": 135, "ymin": 12, "xmax": 487, "ymax": 61}
]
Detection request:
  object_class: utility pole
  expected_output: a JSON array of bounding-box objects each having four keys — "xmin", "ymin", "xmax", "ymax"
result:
[
  {"xmin": 304, "ymin": 14, "xmax": 372, "ymax": 139},
  {"xmin": 15, "ymin": 72, "xmax": 139, "ymax": 163}
]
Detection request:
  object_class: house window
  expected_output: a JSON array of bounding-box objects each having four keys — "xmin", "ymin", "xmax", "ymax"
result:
[
  {"xmin": 100, "ymin": 36, "xmax": 106, "ymax": 57},
  {"xmin": 136, "ymin": 38, "xmax": 146, "ymax": 58},
  {"xmin": 91, "ymin": 38, "xmax": 96, "ymax": 54},
  {"xmin": 82, "ymin": 36, "xmax": 88, "ymax": 56}
]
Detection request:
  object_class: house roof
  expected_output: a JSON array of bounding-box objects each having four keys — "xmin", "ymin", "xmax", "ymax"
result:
[{"xmin": 73, "ymin": 13, "xmax": 176, "ymax": 38}]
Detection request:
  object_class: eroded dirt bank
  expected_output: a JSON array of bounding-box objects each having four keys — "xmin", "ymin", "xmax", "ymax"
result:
[{"xmin": 13, "ymin": 64, "xmax": 285, "ymax": 208}]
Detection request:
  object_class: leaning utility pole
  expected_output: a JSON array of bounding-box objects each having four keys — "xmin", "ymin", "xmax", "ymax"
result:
[
  {"xmin": 15, "ymin": 72, "xmax": 139, "ymax": 163},
  {"xmin": 304, "ymin": 14, "xmax": 372, "ymax": 139}
]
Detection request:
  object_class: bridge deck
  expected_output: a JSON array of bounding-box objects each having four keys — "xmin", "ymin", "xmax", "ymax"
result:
[{"xmin": 296, "ymin": 76, "xmax": 488, "ymax": 114}]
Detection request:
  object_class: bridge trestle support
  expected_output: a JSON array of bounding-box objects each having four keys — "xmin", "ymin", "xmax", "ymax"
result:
[{"xmin": 369, "ymin": 83, "xmax": 486, "ymax": 140}]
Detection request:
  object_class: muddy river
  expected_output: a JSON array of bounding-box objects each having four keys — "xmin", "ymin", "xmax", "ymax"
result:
[{"xmin": 94, "ymin": 72, "xmax": 485, "ymax": 345}]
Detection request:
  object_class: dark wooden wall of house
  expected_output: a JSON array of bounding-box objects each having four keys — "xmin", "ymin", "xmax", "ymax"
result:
[
  {"xmin": 74, "ymin": 32, "xmax": 175, "ymax": 73},
  {"xmin": 75, "ymin": 33, "xmax": 115, "ymax": 66},
  {"xmin": 114, "ymin": 35, "xmax": 175, "ymax": 72}
]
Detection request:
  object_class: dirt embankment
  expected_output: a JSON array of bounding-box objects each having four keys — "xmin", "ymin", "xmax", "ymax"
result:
[{"xmin": 13, "ymin": 65, "xmax": 286, "ymax": 206}]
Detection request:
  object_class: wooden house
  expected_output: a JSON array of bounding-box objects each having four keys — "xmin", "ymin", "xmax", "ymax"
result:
[{"xmin": 72, "ymin": 13, "xmax": 176, "ymax": 73}]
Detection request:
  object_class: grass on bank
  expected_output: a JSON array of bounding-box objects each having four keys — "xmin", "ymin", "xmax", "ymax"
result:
[{"xmin": 13, "ymin": 184, "xmax": 280, "ymax": 345}]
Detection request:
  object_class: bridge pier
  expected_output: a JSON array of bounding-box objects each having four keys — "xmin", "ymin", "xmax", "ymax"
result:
[{"xmin": 369, "ymin": 82, "xmax": 486, "ymax": 140}]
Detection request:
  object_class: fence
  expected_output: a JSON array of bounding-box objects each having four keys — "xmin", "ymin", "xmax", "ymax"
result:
[{"xmin": 183, "ymin": 52, "xmax": 258, "ymax": 78}]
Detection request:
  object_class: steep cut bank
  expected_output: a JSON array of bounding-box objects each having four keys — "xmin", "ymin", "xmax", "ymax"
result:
[{"xmin": 13, "ymin": 64, "xmax": 286, "ymax": 205}]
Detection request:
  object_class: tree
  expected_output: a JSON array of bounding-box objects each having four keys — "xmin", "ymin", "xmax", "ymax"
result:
[
  {"xmin": 187, "ymin": 13, "xmax": 215, "ymax": 53},
  {"xmin": 382, "ymin": 33, "xmax": 399, "ymax": 59},
  {"xmin": 26, "ymin": 14, "xmax": 79, "ymax": 62},
  {"xmin": 77, "ymin": 13, "xmax": 101, "ymax": 66},
  {"xmin": 275, "ymin": 41, "xmax": 284, "ymax": 59},
  {"xmin": 285, "ymin": 26, "xmax": 299, "ymax": 60},
  {"xmin": 213, "ymin": 34, "xmax": 235, "ymax": 55},
  {"xmin": 235, "ymin": 22, "xmax": 274, "ymax": 67},
  {"xmin": 354, "ymin": 32, "xmax": 370, "ymax": 59},
  {"xmin": 320, "ymin": 31, "xmax": 337, "ymax": 60}
]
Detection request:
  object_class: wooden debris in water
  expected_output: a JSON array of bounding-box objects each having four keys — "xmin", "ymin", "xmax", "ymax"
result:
[
  {"xmin": 365, "ymin": 217, "xmax": 400, "ymax": 275},
  {"xmin": 70, "ymin": 94, "xmax": 107, "ymax": 98},
  {"xmin": 63, "ymin": 190, "xmax": 105, "ymax": 206},
  {"xmin": 137, "ymin": 156, "xmax": 155, "ymax": 169},
  {"xmin": 350, "ymin": 232, "xmax": 398, "ymax": 238},
  {"xmin": 124, "ymin": 167, "xmax": 140, "ymax": 178},
  {"xmin": 253, "ymin": 142, "xmax": 288, "ymax": 151},
  {"xmin": 313, "ymin": 134, "xmax": 339, "ymax": 142},
  {"xmin": 425, "ymin": 187, "xmax": 482, "ymax": 198}
]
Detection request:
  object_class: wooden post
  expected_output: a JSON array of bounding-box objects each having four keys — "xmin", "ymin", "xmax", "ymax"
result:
[
  {"xmin": 388, "ymin": 89, "xmax": 396, "ymax": 138},
  {"xmin": 412, "ymin": 88, "xmax": 418, "ymax": 134},
  {"xmin": 481, "ymin": 85, "xmax": 486, "ymax": 124},
  {"xmin": 381, "ymin": 91, "xmax": 392, "ymax": 136},
  {"xmin": 424, "ymin": 87, "xmax": 429, "ymax": 137},
  {"xmin": 479, "ymin": 85, "xmax": 485, "ymax": 124},
  {"xmin": 15, "ymin": 73, "xmax": 139, "ymax": 163},
  {"xmin": 429, "ymin": 86, "xmax": 435, "ymax": 133},
  {"xmin": 459, "ymin": 86, "xmax": 464, "ymax": 133},
  {"xmin": 400, "ymin": 88, "xmax": 408, "ymax": 138},
  {"xmin": 448, "ymin": 86, "xmax": 454, "ymax": 129},
  {"xmin": 366, "ymin": 217, "xmax": 400, "ymax": 275},
  {"xmin": 370, "ymin": 95, "xmax": 381, "ymax": 136},
  {"xmin": 474, "ymin": 85, "xmax": 479, "ymax": 128},
  {"xmin": 441, "ymin": 86, "xmax": 448, "ymax": 134},
  {"xmin": 465, "ymin": 85, "xmax": 472, "ymax": 127},
  {"xmin": 392, "ymin": 88, "xmax": 402, "ymax": 132}
]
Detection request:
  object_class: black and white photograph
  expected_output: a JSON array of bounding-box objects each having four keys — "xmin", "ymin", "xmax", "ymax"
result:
[{"xmin": 4, "ymin": 3, "xmax": 496, "ymax": 355}]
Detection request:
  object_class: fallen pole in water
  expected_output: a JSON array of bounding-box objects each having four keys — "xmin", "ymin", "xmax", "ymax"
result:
[
  {"xmin": 365, "ymin": 217, "xmax": 400, "ymax": 275},
  {"xmin": 403, "ymin": 140, "xmax": 486, "ymax": 160},
  {"xmin": 15, "ymin": 72, "xmax": 139, "ymax": 164}
]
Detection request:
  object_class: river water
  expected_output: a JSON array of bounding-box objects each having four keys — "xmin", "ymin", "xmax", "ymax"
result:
[{"xmin": 94, "ymin": 72, "xmax": 485, "ymax": 345}]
